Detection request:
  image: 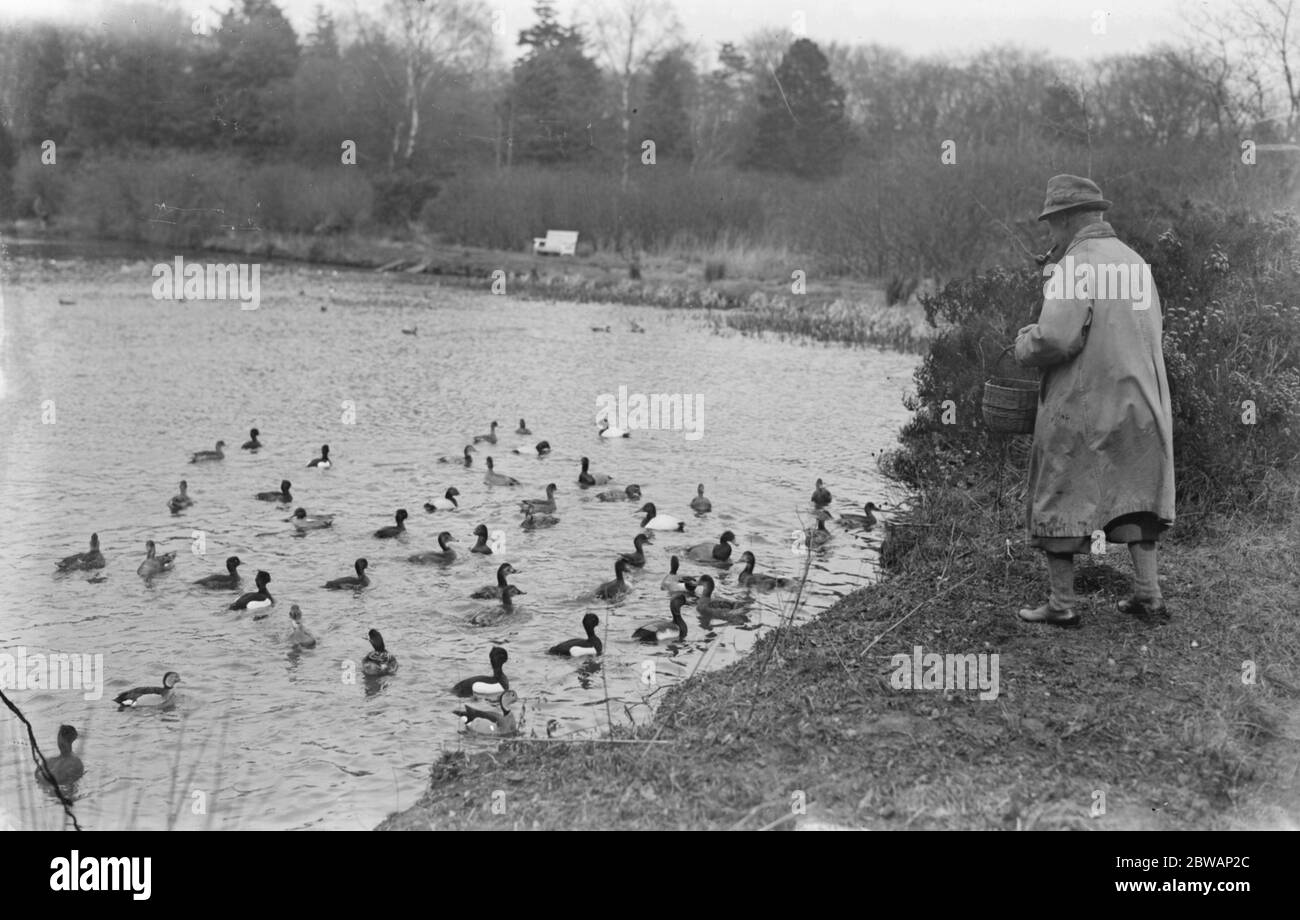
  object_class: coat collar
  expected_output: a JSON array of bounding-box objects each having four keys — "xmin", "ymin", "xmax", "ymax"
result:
[{"xmin": 1065, "ymin": 220, "xmax": 1117, "ymax": 253}]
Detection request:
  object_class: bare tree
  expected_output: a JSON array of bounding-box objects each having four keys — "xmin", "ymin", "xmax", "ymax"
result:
[
  {"xmin": 581, "ymin": 0, "xmax": 682, "ymax": 190},
  {"xmin": 1187, "ymin": 0, "xmax": 1299, "ymax": 139}
]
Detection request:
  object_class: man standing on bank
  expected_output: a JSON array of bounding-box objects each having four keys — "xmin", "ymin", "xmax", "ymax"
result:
[{"xmin": 1014, "ymin": 174, "xmax": 1175, "ymax": 627}]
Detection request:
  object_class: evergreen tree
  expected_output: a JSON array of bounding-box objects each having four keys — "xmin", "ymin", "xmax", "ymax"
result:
[
  {"xmin": 745, "ymin": 38, "xmax": 851, "ymax": 178},
  {"xmin": 640, "ymin": 48, "xmax": 694, "ymax": 161}
]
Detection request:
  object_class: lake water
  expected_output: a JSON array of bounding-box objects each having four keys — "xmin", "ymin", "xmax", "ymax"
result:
[{"xmin": 0, "ymin": 241, "xmax": 918, "ymax": 830}]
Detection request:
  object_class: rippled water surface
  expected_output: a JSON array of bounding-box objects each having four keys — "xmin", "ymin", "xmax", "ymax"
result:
[{"xmin": 0, "ymin": 245, "xmax": 918, "ymax": 829}]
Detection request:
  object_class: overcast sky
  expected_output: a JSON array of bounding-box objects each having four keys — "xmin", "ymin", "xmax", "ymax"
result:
[{"xmin": 0, "ymin": 0, "xmax": 1206, "ymax": 62}]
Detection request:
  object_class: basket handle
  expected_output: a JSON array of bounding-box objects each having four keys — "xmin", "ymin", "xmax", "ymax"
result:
[{"xmin": 978, "ymin": 336, "xmax": 1018, "ymax": 377}]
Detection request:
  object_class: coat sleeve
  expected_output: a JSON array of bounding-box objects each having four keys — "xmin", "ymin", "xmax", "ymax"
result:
[{"xmin": 1015, "ymin": 294, "xmax": 1092, "ymax": 368}]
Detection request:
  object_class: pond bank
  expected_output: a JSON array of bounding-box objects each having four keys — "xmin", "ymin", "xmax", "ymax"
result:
[{"xmin": 378, "ymin": 472, "xmax": 1300, "ymax": 830}]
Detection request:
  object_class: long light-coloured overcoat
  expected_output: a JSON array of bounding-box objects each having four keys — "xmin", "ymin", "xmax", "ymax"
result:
[{"xmin": 1014, "ymin": 221, "xmax": 1175, "ymax": 539}]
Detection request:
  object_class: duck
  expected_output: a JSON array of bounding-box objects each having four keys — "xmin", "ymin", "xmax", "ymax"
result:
[
  {"xmin": 597, "ymin": 484, "xmax": 642, "ymax": 502},
  {"xmin": 515, "ymin": 418, "xmax": 532, "ymax": 435},
  {"xmin": 548, "ymin": 613, "xmax": 603, "ymax": 657},
  {"xmin": 308, "ymin": 444, "xmax": 332, "ymax": 469},
  {"xmin": 737, "ymin": 551, "xmax": 799, "ymax": 590},
  {"xmin": 194, "ymin": 555, "xmax": 242, "ymax": 589},
  {"xmin": 483, "ymin": 457, "xmax": 520, "ymax": 486},
  {"xmin": 424, "ymin": 487, "xmax": 460, "ymax": 513},
  {"xmin": 287, "ymin": 604, "xmax": 317, "ymax": 648},
  {"xmin": 408, "ymin": 531, "xmax": 458, "ymax": 564},
  {"xmin": 113, "ymin": 671, "xmax": 181, "ymax": 709},
  {"xmin": 520, "ymin": 509, "xmax": 559, "ymax": 529},
  {"xmin": 686, "ymin": 530, "xmax": 736, "ymax": 564},
  {"xmin": 840, "ymin": 502, "xmax": 881, "ymax": 529},
  {"xmin": 512, "ymin": 440, "xmax": 551, "ymax": 457},
  {"xmin": 439, "ymin": 445, "xmax": 476, "ymax": 466},
  {"xmin": 35, "ymin": 724, "xmax": 83, "ymax": 787},
  {"xmin": 167, "ymin": 480, "xmax": 194, "ymax": 513},
  {"xmin": 288, "ymin": 508, "xmax": 333, "ymax": 530},
  {"xmin": 470, "ymin": 524, "xmax": 494, "ymax": 554},
  {"xmin": 811, "ymin": 478, "xmax": 832, "ymax": 506},
  {"xmin": 619, "ymin": 533, "xmax": 654, "ymax": 568},
  {"xmin": 804, "ymin": 511, "xmax": 833, "ymax": 548},
  {"xmin": 241, "ymin": 428, "xmax": 262, "ymax": 450},
  {"xmin": 578, "ymin": 456, "xmax": 613, "ymax": 487},
  {"xmin": 660, "ymin": 555, "xmax": 699, "ymax": 595},
  {"xmin": 598, "ymin": 418, "xmax": 630, "ymax": 438},
  {"xmin": 636, "ymin": 502, "xmax": 684, "ymax": 532},
  {"xmin": 452, "ymin": 646, "xmax": 509, "ymax": 698},
  {"xmin": 630, "ymin": 320, "xmax": 645, "ymax": 333},
  {"xmin": 520, "ymin": 483, "xmax": 559, "ymax": 514},
  {"xmin": 468, "ymin": 585, "xmax": 525, "ymax": 627},
  {"xmin": 401, "ymin": 325, "xmax": 417, "ymax": 335},
  {"xmin": 57, "ymin": 532, "xmax": 105, "ymax": 571},
  {"xmin": 324, "ymin": 558, "xmax": 370, "ymax": 590},
  {"xmin": 374, "ymin": 508, "xmax": 409, "ymax": 539},
  {"xmin": 256, "ymin": 479, "xmax": 293, "ymax": 503},
  {"xmin": 361, "ymin": 629, "xmax": 398, "ymax": 676},
  {"xmin": 471, "ymin": 562, "xmax": 522, "ymax": 599},
  {"xmin": 593, "ymin": 558, "xmax": 632, "ymax": 600},
  {"xmin": 190, "ymin": 440, "xmax": 226, "ymax": 463},
  {"xmin": 229, "ymin": 570, "xmax": 273, "ymax": 615},
  {"xmin": 137, "ymin": 540, "xmax": 176, "ymax": 582},
  {"xmin": 632, "ymin": 594, "xmax": 688, "ymax": 642},
  {"xmin": 694, "ymin": 574, "xmax": 755, "ymax": 620},
  {"xmin": 473, "ymin": 421, "xmax": 500, "ymax": 445},
  {"xmin": 592, "ymin": 325, "xmax": 612, "ymax": 332},
  {"xmin": 455, "ymin": 689, "xmax": 519, "ymax": 735},
  {"xmin": 689, "ymin": 484, "xmax": 712, "ymax": 513}
]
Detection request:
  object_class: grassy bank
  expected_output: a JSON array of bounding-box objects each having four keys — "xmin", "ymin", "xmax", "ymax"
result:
[{"xmin": 377, "ymin": 465, "xmax": 1300, "ymax": 830}]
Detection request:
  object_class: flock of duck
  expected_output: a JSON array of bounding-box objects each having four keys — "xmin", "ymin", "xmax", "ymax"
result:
[{"xmin": 38, "ymin": 417, "xmax": 882, "ymax": 787}]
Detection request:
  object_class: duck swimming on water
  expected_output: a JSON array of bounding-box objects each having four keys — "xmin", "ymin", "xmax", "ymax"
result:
[
  {"xmin": 839, "ymin": 502, "xmax": 881, "ymax": 529},
  {"xmin": 473, "ymin": 421, "xmax": 500, "ymax": 445},
  {"xmin": 287, "ymin": 604, "xmax": 317, "ymax": 648},
  {"xmin": 471, "ymin": 562, "xmax": 522, "ymax": 599},
  {"xmin": 241, "ymin": 428, "xmax": 262, "ymax": 450},
  {"xmin": 455, "ymin": 690, "xmax": 519, "ymax": 735},
  {"xmin": 515, "ymin": 419, "xmax": 531, "ymax": 435},
  {"xmin": 168, "ymin": 480, "xmax": 193, "ymax": 514},
  {"xmin": 408, "ymin": 531, "xmax": 458, "ymax": 564},
  {"xmin": 374, "ymin": 508, "xmax": 409, "ymax": 539},
  {"xmin": 598, "ymin": 418, "xmax": 630, "ymax": 438},
  {"xmin": 439, "ymin": 445, "xmax": 476, "ymax": 466},
  {"xmin": 190, "ymin": 441, "xmax": 226, "ymax": 463},
  {"xmin": 686, "ymin": 530, "xmax": 736, "ymax": 564},
  {"xmin": 483, "ymin": 457, "xmax": 520, "ymax": 486},
  {"xmin": 229, "ymin": 569, "xmax": 273, "ymax": 616},
  {"xmin": 520, "ymin": 509, "xmax": 559, "ymax": 529},
  {"xmin": 519, "ymin": 483, "xmax": 558, "ymax": 515},
  {"xmin": 661, "ymin": 555, "xmax": 699, "ymax": 596},
  {"xmin": 35, "ymin": 724, "xmax": 83, "ymax": 787},
  {"xmin": 470, "ymin": 524, "xmax": 494, "ymax": 554},
  {"xmin": 619, "ymin": 533, "xmax": 654, "ymax": 568},
  {"xmin": 256, "ymin": 480, "xmax": 293, "ymax": 503},
  {"xmin": 424, "ymin": 487, "xmax": 460, "ymax": 513},
  {"xmin": 288, "ymin": 508, "xmax": 333, "ymax": 531},
  {"xmin": 593, "ymin": 558, "xmax": 632, "ymax": 600},
  {"xmin": 114, "ymin": 671, "xmax": 181, "ymax": 710},
  {"xmin": 633, "ymin": 594, "xmax": 688, "ymax": 642},
  {"xmin": 194, "ymin": 555, "xmax": 242, "ymax": 589},
  {"xmin": 737, "ymin": 551, "xmax": 799, "ymax": 591},
  {"xmin": 689, "ymin": 484, "xmax": 712, "ymax": 513},
  {"xmin": 578, "ymin": 456, "xmax": 613, "ymax": 487},
  {"xmin": 308, "ymin": 445, "xmax": 331, "ymax": 469},
  {"xmin": 811, "ymin": 478, "xmax": 832, "ymax": 506},
  {"xmin": 548, "ymin": 613, "xmax": 603, "ymax": 657},
  {"xmin": 636, "ymin": 502, "xmax": 684, "ymax": 532},
  {"xmin": 57, "ymin": 533, "xmax": 105, "ymax": 571},
  {"xmin": 362, "ymin": 629, "xmax": 398, "ymax": 676},
  {"xmin": 597, "ymin": 484, "xmax": 642, "ymax": 502},
  {"xmin": 452, "ymin": 647, "xmax": 510, "ymax": 698},
  {"xmin": 512, "ymin": 440, "xmax": 551, "ymax": 457},
  {"xmin": 325, "ymin": 558, "xmax": 369, "ymax": 590},
  {"xmin": 137, "ymin": 540, "xmax": 176, "ymax": 582}
]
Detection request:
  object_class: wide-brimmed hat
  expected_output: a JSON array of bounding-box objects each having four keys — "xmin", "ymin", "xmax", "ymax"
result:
[{"xmin": 1036, "ymin": 174, "xmax": 1112, "ymax": 221}]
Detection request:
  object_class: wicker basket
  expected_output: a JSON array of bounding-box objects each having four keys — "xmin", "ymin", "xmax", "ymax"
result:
[{"xmin": 982, "ymin": 345, "xmax": 1038, "ymax": 434}]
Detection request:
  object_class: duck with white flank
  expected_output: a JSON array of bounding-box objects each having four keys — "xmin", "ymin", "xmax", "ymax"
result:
[
  {"xmin": 137, "ymin": 540, "xmax": 176, "ymax": 582},
  {"xmin": 470, "ymin": 524, "xmax": 494, "ymax": 554},
  {"xmin": 633, "ymin": 594, "xmax": 688, "ymax": 642},
  {"xmin": 519, "ymin": 483, "xmax": 558, "ymax": 514},
  {"xmin": 362, "ymin": 629, "xmax": 397, "ymax": 676},
  {"xmin": 455, "ymin": 689, "xmax": 519, "ymax": 735},
  {"xmin": 241, "ymin": 428, "xmax": 262, "ymax": 450},
  {"xmin": 619, "ymin": 533, "xmax": 654, "ymax": 568},
  {"xmin": 288, "ymin": 508, "xmax": 334, "ymax": 531},
  {"xmin": 636, "ymin": 502, "xmax": 684, "ymax": 532},
  {"xmin": 308, "ymin": 444, "xmax": 331, "ymax": 469},
  {"xmin": 35, "ymin": 724, "xmax": 83, "ymax": 787},
  {"xmin": 661, "ymin": 555, "xmax": 699, "ymax": 596},
  {"xmin": 57, "ymin": 533, "xmax": 105, "ymax": 571},
  {"xmin": 548, "ymin": 613, "xmax": 603, "ymax": 657},
  {"xmin": 424, "ymin": 487, "xmax": 460, "ymax": 513},
  {"xmin": 324, "ymin": 558, "xmax": 369, "ymax": 590},
  {"xmin": 167, "ymin": 480, "xmax": 193, "ymax": 514},
  {"xmin": 114, "ymin": 671, "xmax": 181, "ymax": 710},
  {"xmin": 593, "ymin": 558, "xmax": 632, "ymax": 600},
  {"xmin": 471, "ymin": 562, "xmax": 522, "ymax": 599},
  {"xmin": 811, "ymin": 478, "xmax": 832, "ymax": 506},
  {"xmin": 409, "ymin": 532, "xmax": 458, "ymax": 563},
  {"xmin": 473, "ymin": 421, "xmax": 500, "ymax": 444},
  {"xmin": 686, "ymin": 530, "xmax": 736, "ymax": 564},
  {"xmin": 452, "ymin": 647, "xmax": 509, "ymax": 698},
  {"xmin": 694, "ymin": 575, "xmax": 755, "ymax": 621},
  {"xmin": 194, "ymin": 555, "xmax": 242, "ymax": 589},
  {"xmin": 840, "ymin": 502, "xmax": 881, "ymax": 529},
  {"xmin": 597, "ymin": 484, "xmax": 642, "ymax": 502},
  {"xmin": 515, "ymin": 419, "xmax": 532, "ymax": 435},
  {"xmin": 512, "ymin": 440, "xmax": 551, "ymax": 457},
  {"xmin": 598, "ymin": 418, "xmax": 630, "ymax": 438},
  {"xmin": 287, "ymin": 604, "xmax": 317, "ymax": 648},
  {"xmin": 229, "ymin": 570, "xmax": 273, "ymax": 616},
  {"xmin": 737, "ymin": 551, "xmax": 799, "ymax": 591},
  {"xmin": 190, "ymin": 440, "xmax": 226, "ymax": 463},
  {"xmin": 374, "ymin": 508, "xmax": 409, "ymax": 539},
  {"xmin": 578, "ymin": 456, "xmax": 613, "ymax": 487},
  {"xmin": 520, "ymin": 508, "xmax": 559, "ymax": 529},
  {"xmin": 256, "ymin": 480, "xmax": 292, "ymax": 503},
  {"xmin": 439, "ymin": 445, "xmax": 476, "ymax": 466},
  {"xmin": 468, "ymin": 584, "xmax": 525, "ymax": 627},
  {"xmin": 483, "ymin": 457, "xmax": 520, "ymax": 486},
  {"xmin": 689, "ymin": 484, "xmax": 712, "ymax": 513}
]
